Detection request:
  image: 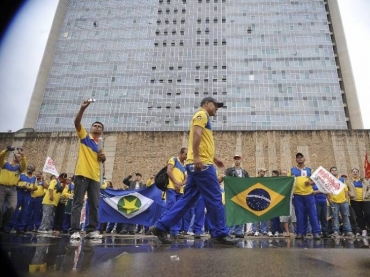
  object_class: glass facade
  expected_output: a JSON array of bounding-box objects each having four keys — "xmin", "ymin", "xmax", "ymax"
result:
[{"xmin": 35, "ymin": 0, "xmax": 347, "ymax": 131}]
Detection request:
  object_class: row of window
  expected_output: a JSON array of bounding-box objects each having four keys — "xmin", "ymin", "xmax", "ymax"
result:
[
  {"xmin": 149, "ymin": 76, "xmax": 227, "ymax": 83},
  {"xmin": 156, "ymin": 17, "xmax": 226, "ymax": 25},
  {"xmin": 159, "ymin": 0, "xmax": 226, "ymax": 3},
  {"xmin": 154, "ymin": 39, "xmax": 227, "ymax": 46},
  {"xmin": 151, "ymin": 64, "xmax": 227, "ymax": 70}
]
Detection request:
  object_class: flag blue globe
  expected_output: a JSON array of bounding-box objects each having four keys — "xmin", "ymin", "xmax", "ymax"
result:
[{"xmin": 246, "ymin": 188, "xmax": 271, "ymax": 211}]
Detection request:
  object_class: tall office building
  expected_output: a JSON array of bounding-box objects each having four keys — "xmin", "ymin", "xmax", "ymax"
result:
[{"xmin": 25, "ymin": 0, "xmax": 363, "ymax": 131}]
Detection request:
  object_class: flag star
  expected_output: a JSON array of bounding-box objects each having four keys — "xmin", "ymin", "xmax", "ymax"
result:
[{"xmin": 120, "ymin": 198, "xmax": 139, "ymax": 214}]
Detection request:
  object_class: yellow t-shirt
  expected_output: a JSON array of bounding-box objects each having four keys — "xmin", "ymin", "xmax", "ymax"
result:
[
  {"xmin": 186, "ymin": 109, "xmax": 214, "ymax": 165},
  {"xmin": 167, "ymin": 157, "xmax": 186, "ymax": 193},
  {"xmin": 355, "ymin": 188, "xmax": 363, "ymax": 201},
  {"xmin": 31, "ymin": 179, "xmax": 45, "ymax": 198},
  {"xmin": 74, "ymin": 125, "xmax": 101, "ymax": 182},
  {"xmin": 42, "ymin": 179, "xmax": 62, "ymax": 206},
  {"xmin": 329, "ymin": 185, "xmax": 348, "ymax": 204}
]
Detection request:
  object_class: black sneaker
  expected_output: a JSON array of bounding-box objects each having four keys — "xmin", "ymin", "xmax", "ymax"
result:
[
  {"xmin": 235, "ymin": 233, "xmax": 244, "ymax": 238},
  {"xmin": 149, "ymin": 226, "xmax": 171, "ymax": 244},
  {"xmin": 194, "ymin": 234, "xmax": 201, "ymax": 239},
  {"xmin": 313, "ymin": 234, "xmax": 321, "ymax": 240},
  {"xmin": 213, "ymin": 236, "xmax": 240, "ymax": 245},
  {"xmin": 170, "ymin": 233, "xmax": 185, "ymax": 239},
  {"xmin": 295, "ymin": 234, "xmax": 304, "ymax": 239}
]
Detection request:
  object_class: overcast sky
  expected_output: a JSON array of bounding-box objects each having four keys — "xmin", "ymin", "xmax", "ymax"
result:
[{"xmin": 0, "ymin": 0, "xmax": 369, "ymax": 132}]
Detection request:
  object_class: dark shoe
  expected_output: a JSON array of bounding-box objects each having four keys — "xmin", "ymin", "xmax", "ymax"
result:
[
  {"xmin": 170, "ymin": 233, "xmax": 185, "ymax": 239},
  {"xmin": 16, "ymin": 230, "xmax": 25, "ymax": 235},
  {"xmin": 128, "ymin": 231, "xmax": 136, "ymax": 235},
  {"xmin": 149, "ymin": 226, "xmax": 171, "ymax": 244},
  {"xmin": 295, "ymin": 234, "xmax": 304, "ymax": 239},
  {"xmin": 145, "ymin": 231, "xmax": 151, "ymax": 235},
  {"xmin": 313, "ymin": 234, "xmax": 321, "ymax": 240},
  {"xmin": 194, "ymin": 234, "xmax": 201, "ymax": 239},
  {"xmin": 119, "ymin": 231, "xmax": 128, "ymax": 235},
  {"xmin": 235, "ymin": 233, "xmax": 244, "ymax": 238},
  {"xmin": 213, "ymin": 236, "xmax": 240, "ymax": 245}
]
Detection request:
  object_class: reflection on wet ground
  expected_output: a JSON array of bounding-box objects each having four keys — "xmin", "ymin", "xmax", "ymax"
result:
[{"xmin": 1, "ymin": 233, "xmax": 370, "ymax": 276}]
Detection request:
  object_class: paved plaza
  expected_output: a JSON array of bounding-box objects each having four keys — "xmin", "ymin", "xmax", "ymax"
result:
[{"xmin": 1, "ymin": 232, "xmax": 369, "ymax": 277}]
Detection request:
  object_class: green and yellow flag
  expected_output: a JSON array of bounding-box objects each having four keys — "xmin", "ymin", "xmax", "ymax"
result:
[{"xmin": 224, "ymin": 176, "xmax": 295, "ymax": 225}]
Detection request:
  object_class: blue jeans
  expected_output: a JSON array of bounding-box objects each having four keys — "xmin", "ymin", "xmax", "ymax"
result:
[
  {"xmin": 331, "ymin": 201, "xmax": 352, "ymax": 233},
  {"xmin": 251, "ymin": 221, "xmax": 267, "ymax": 233},
  {"xmin": 229, "ymin": 224, "xmax": 244, "ymax": 235},
  {"xmin": 155, "ymin": 165, "xmax": 229, "ymax": 239}
]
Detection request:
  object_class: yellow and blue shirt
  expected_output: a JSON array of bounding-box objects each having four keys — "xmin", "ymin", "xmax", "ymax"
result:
[
  {"xmin": 31, "ymin": 179, "xmax": 46, "ymax": 198},
  {"xmin": 289, "ymin": 166, "xmax": 313, "ymax": 195},
  {"xmin": 352, "ymin": 180, "xmax": 364, "ymax": 201},
  {"xmin": 167, "ymin": 157, "xmax": 186, "ymax": 193},
  {"xmin": 42, "ymin": 179, "xmax": 62, "ymax": 206},
  {"xmin": 0, "ymin": 150, "xmax": 27, "ymax": 186},
  {"xmin": 74, "ymin": 124, "xmax": 101, "ymax": 182},
  {"xmin": 17, "ymin": 173, "xmax": 37, "ymax": 192},
  {"xmin": 186, "ymin": 109, "xmax": 214, "ymax": 165}
]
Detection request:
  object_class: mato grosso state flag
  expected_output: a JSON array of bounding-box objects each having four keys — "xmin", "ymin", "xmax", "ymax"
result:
[
  {"xmin": 99, "ymin": 185, "xmax": 165, "ymax": 226},
  {"xmin": 224, "ymin": 176, "xmax": 295, "ymax": 225}
]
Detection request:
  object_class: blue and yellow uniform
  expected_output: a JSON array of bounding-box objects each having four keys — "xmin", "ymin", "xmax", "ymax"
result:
[
  {"xmin": 42, "ymin": 179, "xmax": 62, "ymax": 207},
  {"xmin": 0, "ymin": 149, "xmax": 27, "ymax": 231},
  {"xmin": 75, "ymin": 125, "xmax": 101, "ymax": 182},
  {"xmin": 165, "ymin": 157, "xmax": 186, "ymax": 236},
  {"xmin": 26, "ymin": 177, "xmax": 46, "ymax": 231},
  {"xmin": 9, "ymin": 173, "xmax": 36, "ymax": 231},
  {"xmin": 155, "ymin": 108, "xmax": 229, "ymax": 239},
  {"xmin": 289, "ymin": 167, "xmax": 320, "ymax": 236},
  {"xmin": 186, "ymin": 109, "xmax": 214, "ymax": 165},
  {"xmin": 0, "ymin": 149, "xmax": 27, "ymax": 186}
]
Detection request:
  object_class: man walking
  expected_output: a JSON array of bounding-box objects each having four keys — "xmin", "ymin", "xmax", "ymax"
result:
[
  {"xmin": 150, "ymin": 97, "xmax": 239, "ymax": 245},
  {"xmin": 69, "ymin": 100, "xmax": 106, "ymax": 240}
]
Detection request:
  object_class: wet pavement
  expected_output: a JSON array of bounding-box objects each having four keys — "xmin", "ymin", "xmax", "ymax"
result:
[{"xmin": 1, "ymin": 232, "xmax": 370, "ymax": 277}]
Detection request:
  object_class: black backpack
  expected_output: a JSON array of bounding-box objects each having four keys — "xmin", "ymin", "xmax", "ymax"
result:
[
  {"xmin": 154, "ymin": 165, "xmax": 169, "ymax": 191},
  {"xmin": 154, "ymin": 157, "xmax": 179, "ymax": 191}
]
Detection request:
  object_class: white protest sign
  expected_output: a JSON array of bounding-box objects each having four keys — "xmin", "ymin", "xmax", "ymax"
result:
[
  {"xmin": 42, "ymin": 156, "xmax": 59, "ymax": 176},
  {"xmin": 310, "ymin": 166, "xmax": 345, "ymax": 195}
]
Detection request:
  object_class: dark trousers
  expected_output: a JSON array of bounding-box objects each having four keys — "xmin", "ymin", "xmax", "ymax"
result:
[
  {"xmin": 316, "ymin": 202, "xmax": 328, "ymax": 235},
  {"xmin": 350, "ymin": 200, "xmax": 370, "ymax": 231},
  {"xmin": 70, "ymin": 175, "xmax": 100, "ymax": 233},
  {"xmin": 53, "ymin": 202, "xmax": 65, "ymax": 231}
]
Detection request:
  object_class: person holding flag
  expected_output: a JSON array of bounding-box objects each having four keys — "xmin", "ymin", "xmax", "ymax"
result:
[{"xmin": 69, "ymin": 100, "xmax": 106, "ymax": 241}]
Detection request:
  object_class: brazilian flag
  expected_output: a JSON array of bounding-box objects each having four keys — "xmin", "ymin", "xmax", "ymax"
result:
[{"xmin": 224, "ymin": 176, "xmax": 295, "ymax": 225}]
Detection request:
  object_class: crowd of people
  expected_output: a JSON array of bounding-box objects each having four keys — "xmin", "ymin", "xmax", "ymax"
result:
[{"xmin": 1, "ymin": 97, "xmax": 369, "ymax": 246}]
